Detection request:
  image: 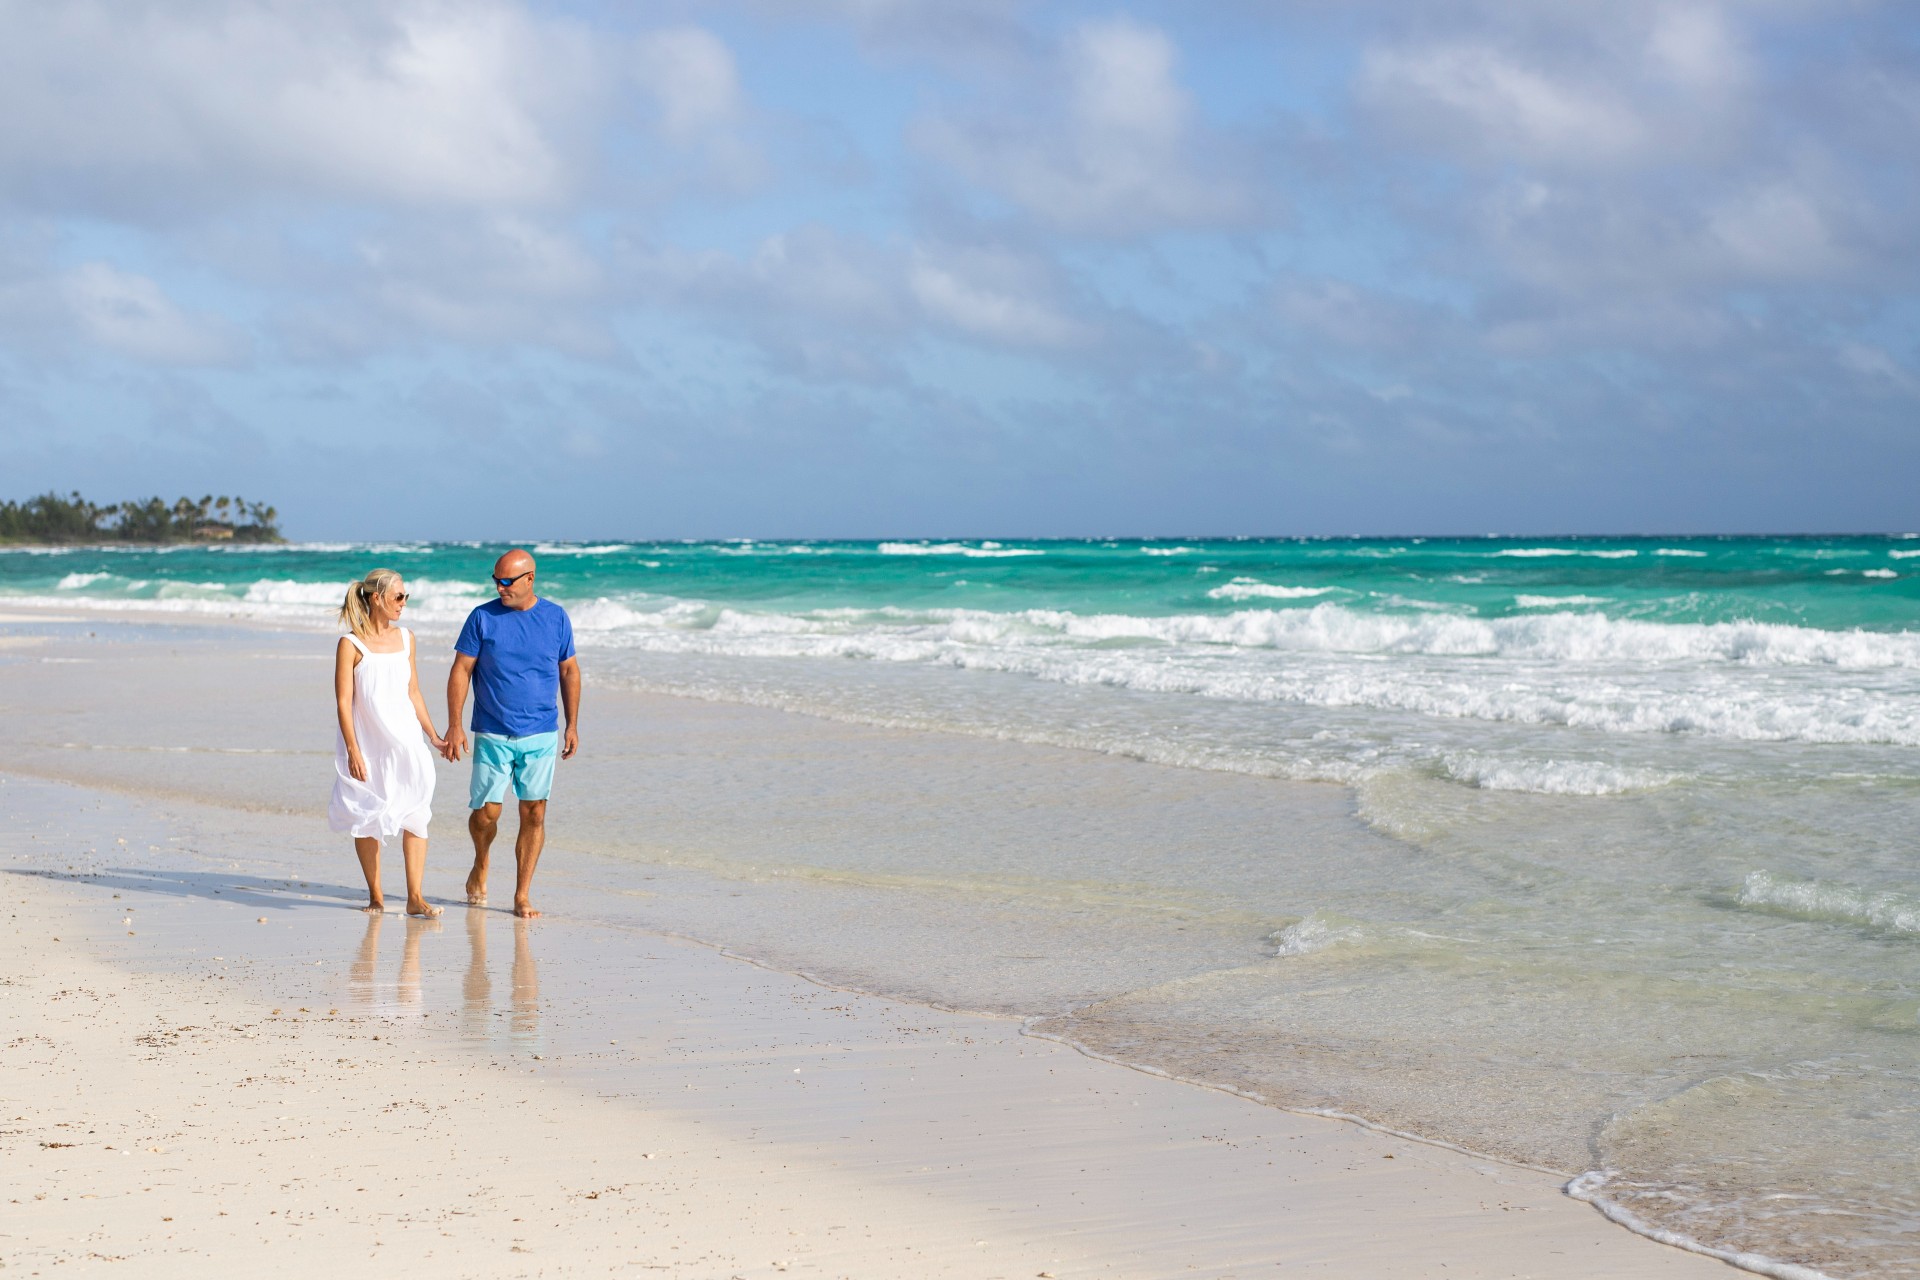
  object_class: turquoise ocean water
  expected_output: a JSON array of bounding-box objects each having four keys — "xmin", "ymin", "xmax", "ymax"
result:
[{"xmin": 6, "ymin": 534, "xmax": 1919, "ymax": 1277}]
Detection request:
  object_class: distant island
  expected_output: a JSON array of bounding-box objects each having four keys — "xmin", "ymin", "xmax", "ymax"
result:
[{"xmin": 0, "ymin": 492, "xmax": 283, "ymax": 544}]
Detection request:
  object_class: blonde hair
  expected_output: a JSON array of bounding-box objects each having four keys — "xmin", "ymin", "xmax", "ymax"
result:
[{"xmin": 338, "ymin": 568, "xmax": 403, "ymax": 638}]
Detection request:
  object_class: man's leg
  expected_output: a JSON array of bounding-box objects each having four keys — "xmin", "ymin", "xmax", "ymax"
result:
[
  {"xmin": 512, "ymin": 799, "xmax": 546, "ymax": 919},
  {"xmin": 466, "ymin": 803, "xmax": 502, "ymax": 904},
  {"xmin": 466, "ymin": 734, "xmax": 514, "ymax": 904}
]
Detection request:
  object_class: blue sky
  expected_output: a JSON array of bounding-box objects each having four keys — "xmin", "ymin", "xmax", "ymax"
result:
[{"xmin": 1, "ymin": 0, "xmax": 1916, "ymax": 538}]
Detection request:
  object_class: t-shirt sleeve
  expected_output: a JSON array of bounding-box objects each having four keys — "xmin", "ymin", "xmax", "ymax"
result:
[
  {"xmin": 454, "ymin": 608, "xmax": 484, "ymax": 657},
  {"xmin": 556, "ymin": 607, "xmax": 576, "ymax": 662}
]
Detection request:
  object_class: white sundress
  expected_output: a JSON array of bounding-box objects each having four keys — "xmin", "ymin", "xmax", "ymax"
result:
[{"xmin": 329, "ymin": 627, "xmax": 434, "ymax": 843}]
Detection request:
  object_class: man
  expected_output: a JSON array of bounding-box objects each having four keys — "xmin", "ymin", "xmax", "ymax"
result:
[{"xmin": 443, "ymin": 549, "xmax": 580, "ymax": 919}]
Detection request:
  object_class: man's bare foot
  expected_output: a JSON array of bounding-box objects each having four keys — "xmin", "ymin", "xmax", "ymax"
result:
[
  {"xmin": 405, "ymin": 898, "xmax": 444, "ymax": 919},
  {"xmin": 361, "ymin": 898, "xmax": 385, "ymax": 914},
  {"xmin": 465, "ymin": 870, "xmax": 487, "ymax": 905},
  {"xmin": 513, "ymin": 897, "xmax": 541, "ymax": 919}
]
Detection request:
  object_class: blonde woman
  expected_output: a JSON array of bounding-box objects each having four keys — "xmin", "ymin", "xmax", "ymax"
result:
[{"xmin": 330, "ymin": 569, "xmax": 446, "ymax": 916}]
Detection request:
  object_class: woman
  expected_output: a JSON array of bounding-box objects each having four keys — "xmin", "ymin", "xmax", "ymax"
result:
[{"xmin": 331, "ymin": 568, "xmax": 445, "ymax": 917}]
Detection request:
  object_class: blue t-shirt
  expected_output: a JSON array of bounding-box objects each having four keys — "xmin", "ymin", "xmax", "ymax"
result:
[{"xmin": 454, "ymin": 598, "xmax": 576, "ymax": 738}]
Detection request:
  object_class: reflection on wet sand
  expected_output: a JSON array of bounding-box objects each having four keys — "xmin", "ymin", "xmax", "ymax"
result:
[
  {"xmin": 511, "ymin": 920, "xmax": 539, "ymax": 1041},
  {"xmin": 346, "ymin": 910, "xmax": 442, "ymax": 1009},
  {"xmin": 350, "ymin": 912, "xmax": 382, "ymax": 1004},
  {"xmin": 462, "ymin": 906, "xmax": 491, "ymax": 1034},
  {"xmin": 459, "ymin": 908, "xmax": 541, "ymax": 1051}
]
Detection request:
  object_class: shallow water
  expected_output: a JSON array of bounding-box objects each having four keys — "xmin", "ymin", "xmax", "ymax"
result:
[{"xmin": 4, "ymin": 535, "xmax": 1917, "ymax": 1277}]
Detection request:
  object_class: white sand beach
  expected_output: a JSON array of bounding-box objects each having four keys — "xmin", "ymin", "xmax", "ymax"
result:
[{"xmin": 0, "ymin": 612, "xmax": 1741, "ymax": 1278}]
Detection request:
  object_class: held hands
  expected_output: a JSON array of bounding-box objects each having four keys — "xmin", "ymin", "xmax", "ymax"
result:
[{"xmin": 442, "ymin": 725, "xmax": 468, "ymax": 762}]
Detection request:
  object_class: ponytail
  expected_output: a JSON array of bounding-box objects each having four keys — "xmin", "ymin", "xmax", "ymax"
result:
[{"xmin": 338, "ymin": 568, "xmax": 402, "ymax": 638}]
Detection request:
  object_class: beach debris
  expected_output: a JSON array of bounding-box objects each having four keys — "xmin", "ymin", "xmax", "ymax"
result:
[{"xmin": 256, "ymin": 917, "xmax": 267, "ymax": 923}]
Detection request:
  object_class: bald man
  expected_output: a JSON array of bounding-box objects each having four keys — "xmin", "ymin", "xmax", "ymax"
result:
[{"xmin": 443, "ymin": 549, "xmax": 580, "ymax": 919}]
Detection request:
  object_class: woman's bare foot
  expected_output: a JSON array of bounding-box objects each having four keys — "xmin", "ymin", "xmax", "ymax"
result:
[
  {"xmin": 361, "ymin": 898, "xmax": 385, "ymax": 914},
  {"xmin": 513, "ymin": 896, "xmax": 541, "ymax": 919},
  {"xmin": 406, "ymin": 898, "xmax": 444, "ymax": 919}
]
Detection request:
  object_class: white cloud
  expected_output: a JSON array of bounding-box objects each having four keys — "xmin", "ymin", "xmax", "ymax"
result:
[
  {"xmin": 916, "ymin": 18, "xmax": 1253, "ymax": 234},
  {"xmin": 749, "ymin": 0, "xmax": 1032, "ymax": 72},
  {"xmin": 0, "ymin": 0, "xmax": 605, "ymax": 213},
  {"xmin": 1359, "ymin": 5, "xmax": 1751, "ymax": 170},
  {"xmin": 635, "ymin": 27, "xmax": 745, "ymax": 143},
  {"xmin": 1364, "ymin": 42, "xmax": 1650, "ymax": 165},
  {"xmin": 1707, "ymin": 183, "xmax": 1848, "ymax": 280},
  {"xmin": 1275, "ymin": 279, "xmax": 1450, "ymax": 353},
  {"xmin": 909, "ymin": 247, "xmax": 1092, "ymax": 348},
  {"xmin": 1647, "ymin": 6, "xmax": 1747, "ymax": 96},
  {"xmin": 342, "ymin": 215, "xmax": 612, "ymax": 355},
  {"xmin": 61, "ymin": 262, "xmax": 239, "ymax": 364}
]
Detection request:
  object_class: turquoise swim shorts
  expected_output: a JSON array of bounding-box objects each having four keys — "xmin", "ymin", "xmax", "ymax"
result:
[{"xmin": 469, "ymin": 730, "xmax": 558, "ymax": 807}]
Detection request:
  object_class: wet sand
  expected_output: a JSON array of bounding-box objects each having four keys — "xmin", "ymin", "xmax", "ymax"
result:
[{"xmin": 0, "ymin": 612, "xmax": 1739, "ymax": 1277}]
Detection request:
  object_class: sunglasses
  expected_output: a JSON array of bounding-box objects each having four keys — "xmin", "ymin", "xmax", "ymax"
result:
[
  {"xmin": 390, "ymin": 592, "xmax": 408, "ymax": 604},
  {"xmin": 494, "ymin": 571, "xmax": 532, "ymax": 588}
]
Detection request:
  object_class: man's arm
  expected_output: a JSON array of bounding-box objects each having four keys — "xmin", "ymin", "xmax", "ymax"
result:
[
  {"xmin": 444, "ymin": 651, "xmax": 478, "ymax": 761},
  {"xmin": 559, "ymin": 655, "xmax": 581, "ymax": 759}
]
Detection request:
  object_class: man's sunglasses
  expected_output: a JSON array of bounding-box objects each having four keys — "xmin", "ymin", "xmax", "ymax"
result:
[{"xmin": 494, "ymin": 572, "xmax": 532, "ymax": 588}]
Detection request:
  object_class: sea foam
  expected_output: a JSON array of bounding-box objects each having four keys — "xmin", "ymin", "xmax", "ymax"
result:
[
  {"xmin": 1441, "ymin": 755, "xmax": 1681, "ymax": 795},
  {"xmin": 1207, "ymin": 579, "xmax": 1333, "ymax": 601},
  {"xmin": 877, "ymin": 542, "xmax": 1043, "ymax": 557},
  {"xmin": 1495, "ymin": 548, "xmax": 1639, "ymax": 558},
  {"xmin": 1736, "ymin": 870, "xmax": 1920, "ymax": 936}
]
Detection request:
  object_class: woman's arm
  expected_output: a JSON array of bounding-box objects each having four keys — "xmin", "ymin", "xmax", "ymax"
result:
[
  {"xmin": 406, "ymin": 631, "xmax": 446, "ymax": 750},
  {"xmin": 335, "ymin": 637, "xmax": 368, "ymax": 782}
]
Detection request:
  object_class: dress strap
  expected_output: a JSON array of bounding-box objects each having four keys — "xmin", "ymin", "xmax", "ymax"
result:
[
  {"xmin": 344, "ymin": 633, "xmax": 370, "ymax": 657},
  {"xmin": 402, "ymin": 627, "xmax": 413, "ymax": 656}
]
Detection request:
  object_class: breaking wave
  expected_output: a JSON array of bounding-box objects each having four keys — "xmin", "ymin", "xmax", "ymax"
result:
[
  {"xmin": 1736, "ymin": 871, "xmax": 1920, "ymax": 936},
  {"xmin": 1207, "ymin": 579, "xmax": 1334, "ymax": 601}
]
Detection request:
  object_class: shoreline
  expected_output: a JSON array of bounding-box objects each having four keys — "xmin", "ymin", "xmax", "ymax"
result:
[
  {"xmin": 0, "ymin": 607, "xmax": 1781, "ymax": 1275},
  {"xmin": 0, "ymin": 771, "xmax": 1737, "ymax": 1278}
]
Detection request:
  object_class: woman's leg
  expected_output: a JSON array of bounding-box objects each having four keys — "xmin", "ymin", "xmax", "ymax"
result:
[
  {"xmin": 354, "ymin": 836, "xmax": 383, "ymax": 912},
  {"xmin": 401, "ymin": 831, "xmax": 442, "ymax": 917}
]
